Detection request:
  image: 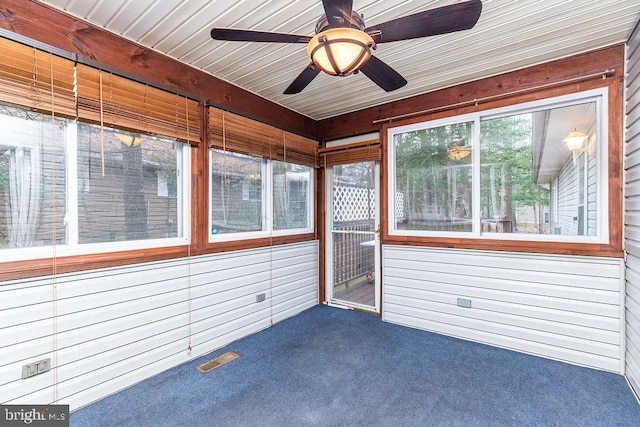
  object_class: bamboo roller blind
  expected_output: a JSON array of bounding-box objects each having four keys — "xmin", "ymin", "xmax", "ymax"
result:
[
  {"xmin": 208, "ymin": 107, "xmax": 318, "ymax": 167},
  {"xmin": 319, "ymin": 140, "xmax": 381, "ymax": 166},
  {"xmin": 0, "ymin": 37, "xmax": 76, "ymax": 118},
  {"xmin": 76, "ymin": 64, "xmax": 200, "ymax": 145},
  {"xmin": 0, "ymin": 37, "xmax": 199, "ymax": 145}
]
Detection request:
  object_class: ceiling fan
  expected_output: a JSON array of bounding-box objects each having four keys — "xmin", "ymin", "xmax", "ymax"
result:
[{"xmin": 211, "ymin": 0, "xmax": 482, "ymax": 94}]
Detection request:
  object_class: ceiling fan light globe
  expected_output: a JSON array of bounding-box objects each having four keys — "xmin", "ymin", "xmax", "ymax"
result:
[
  {"xmin": 447, "ymin": 146, "xmax": 471, "ymax": 160},
  {"xmin": 116, "ymin": 133, "xmax": 141, "ymax": 147},
  {"xmin": 308, "ymin": 28, "xmax": 374, "ymax": 76}
]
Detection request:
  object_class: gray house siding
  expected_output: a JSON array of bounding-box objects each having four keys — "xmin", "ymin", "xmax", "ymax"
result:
[{"xmin": 625, "ymin": 20, "xmax": 640, "ymax": 399}]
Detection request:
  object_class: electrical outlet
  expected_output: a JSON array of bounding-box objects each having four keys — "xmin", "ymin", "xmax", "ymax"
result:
[
  {"xmin": 457, "ymin": 298, "xmax": 472, "ymax": 308},
  {"xmin": 256, "ymin": 293, "xmax": 266, "ymax": 303},
  {"xmin": 22, "ymin": 358, "xmax": 50, "ymax": 379}
]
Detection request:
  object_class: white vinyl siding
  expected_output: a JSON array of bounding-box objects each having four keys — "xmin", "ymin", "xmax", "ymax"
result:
[
  {"xmin": 382, "ymin": 246, "xmax": 624, "ymax": 373},
  {"xmin": 587, "ymin": 152, "xmax": 598, "ymax": 236},
  {"xmin": 551, "ymin": 152, "xmax": 596, "ymax": 237},
  {"xmin": 0, "ymin": 241, "xmax": 318, "ymax": 410},
  {"xmin": 625, "ymin": 21, "xmax": 640, "ymax": 399},
  {"xmin": 557, "ymin": 159, "xmax": 578, "ymax": 234}
]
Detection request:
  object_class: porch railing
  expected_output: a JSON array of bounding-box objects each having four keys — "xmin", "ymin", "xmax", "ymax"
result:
[{"xmin": 332, "ymin": 219, "xmax": 375, "ymax": 289}]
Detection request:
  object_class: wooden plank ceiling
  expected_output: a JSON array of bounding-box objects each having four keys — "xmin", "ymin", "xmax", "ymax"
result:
[{"xmin": 36, "ymin": 0, "xmax": 640, "ymax": 121}]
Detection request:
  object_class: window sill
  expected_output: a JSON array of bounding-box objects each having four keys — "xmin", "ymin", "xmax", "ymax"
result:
[
  {"xmin": 381, "ymin": 234, "xmax": 622, "ymax": 258},
  {"xmin": 0, "ymin": 233, "xmax": 317, "ymax": 282}
]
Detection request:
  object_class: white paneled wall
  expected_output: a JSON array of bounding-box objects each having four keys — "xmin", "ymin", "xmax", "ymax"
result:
[
  {"xmin": 383, "ymin": 246, "xmax": 624, "ymax": 373},
  {"xmin": 625, "ymin": 21, "xmax": 640, "ymax": 399},
  {"xmin": 0, "ymin": 241, "xmax": 318, "ymax": 410}
]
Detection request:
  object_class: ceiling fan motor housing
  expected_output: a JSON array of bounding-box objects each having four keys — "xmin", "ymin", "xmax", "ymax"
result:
[{"xmin": 314, "ymin": 10, "xmax": 366, "ymax": 33}]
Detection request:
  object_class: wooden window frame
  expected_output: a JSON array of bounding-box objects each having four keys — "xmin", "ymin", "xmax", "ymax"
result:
[
  {"xmin": 1, "ymin": 105, "xmax": 318, "ymax": 282},
  {"xmin": 0, "ymin": 12, "xmax": 319, "ymax": 281},
  {"xmin": 381, "ymin": 77, "xmax": 623, "ymax": 257},
  {"xmin": 206, "ymin": 106, "xmax": 318, "ymax": 243}
]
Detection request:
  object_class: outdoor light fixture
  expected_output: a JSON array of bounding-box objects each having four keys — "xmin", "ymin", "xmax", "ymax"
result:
[
  {"xmin": 563, "ymin": 129, "xmax": 589, "ymax": 153},
  {"xmin": 116, "ymin": 133, "xmax": 142, "ymax": 147},
  {"xmin": 307, "ymin": 27, "xmax": 375, "ymax": 76}
]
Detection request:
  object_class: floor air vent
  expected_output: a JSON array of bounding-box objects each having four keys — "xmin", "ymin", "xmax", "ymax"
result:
[{"xmin": 196, "ymin": 351, "xmax": 239, "ymax": 373}]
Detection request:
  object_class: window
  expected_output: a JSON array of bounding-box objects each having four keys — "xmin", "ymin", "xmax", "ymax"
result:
[
  {"xmin": 273, "ymin": 161, "xmax": 312, "ymax": 231},
  {"xmin": 206, "ymin": 107, "xmax": 317, "ymax": 241},
  {"xmin": 392, "ymin": 121, "xmax": 474, "ymax": 233},
  {"xmin": 0, "ymin": 106, "xmax": 67, "ymax": 250},
  {"xmin": 0, "ymin": 38, "xmax": 198, "ymax": 262},
  {"xmin": 76, "ymin": 122, "xmax": 185, "ymax": 243},
  {"xmin": 388, "ymin": 88, "xmax": 607, "ymax": 243},
  {"xmin": 157, "ymin": 171, "xmax": 177, "ymax": 199},
  {"xmin": 210, "ymin": 149, "xmax": 265, "ymax": 235},
  {"xmin": 0, "ymin": 105, "xmax": 190, "ymax": 261},
  {"xmin": 209, "ymin": 150, "xmax": 313, "ymax": 240}
]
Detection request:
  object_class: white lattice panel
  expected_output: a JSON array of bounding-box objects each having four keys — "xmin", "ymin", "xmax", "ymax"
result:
[
  {"xmin": 396, "ymin": 192, "xmax": 405, "ymax": 221},
  {"xmin": 333, "ymin": 185, "xmax": 375, "ymax": 222},
  {"xmin": 369, "ymin": 188, "xmax": 375, "ymax": 218}
]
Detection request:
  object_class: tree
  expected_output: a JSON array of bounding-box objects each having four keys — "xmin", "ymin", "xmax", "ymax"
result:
[
  {"xmin": 392, "ymin": 116, "xmax": 550, "ymax": 234},
  {"xmin": 393, "ymin": 124, "xmax": 472, "ymax": 230},
  {"xmin": 480, "ymin": 115, "xmax": 550, "ymax": 233}
]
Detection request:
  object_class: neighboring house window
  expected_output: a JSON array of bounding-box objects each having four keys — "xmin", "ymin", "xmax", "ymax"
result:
[
  {"xmin": 0, "ymin": 104, "xmax": 189, "ymax": 260},
  {"xmin": 576, "ymin": 153, "xmax": 586, "ymax": 236},
  {"xmin": 209, "ymin": 149, "xmax": 313, "ymax": 240},
  {"xmin": 273, "ymin": 161, "xmax": 312, "ymax": 231},
  {"xmin": 388, "ymin": 88, "xmax": 607, "ymax": 243},
  {"xmin": 0, "ymin": 107, "xmax": 67, "ymax": 249},
  {"xmin": 551, "ymin": 178, "xmax": 560, "ymax": 233},
  {"xmin": 157, "ymin": 171, "xmax": 176, "ymax": 199}
]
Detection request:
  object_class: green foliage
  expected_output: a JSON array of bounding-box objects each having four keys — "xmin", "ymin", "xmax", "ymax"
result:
[
  {"xmin": 480, "ymin": 115, "xmax": 550, "ymax": 215},
  {"xmin": 0, "ymin": 156, "xmax": 8, "ymax": 194},
  {"xmin": 393, "ymin": 116, "xmax": 550, "ymax": 232},
  {"xmin": 393, "ymin": 123, "xmax": 474, "ymax": 226}
]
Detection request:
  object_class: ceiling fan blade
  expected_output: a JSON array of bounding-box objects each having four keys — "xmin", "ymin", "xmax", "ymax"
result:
[
  {"xmin": 322, "ymin": 0, "xmax": 354, "ymax": 28},
  {"xmin": 359, "ymin": 56, "xmax": 407, "ymax": 92},
  {"xmin": 365, "ymin": 0, "xmax": 482, "ymax": 43},
  {"xmin": 211, "ymin": 28, "xmax": 311, "ymax": 44},
  {"xmin": 283, "ymin": 63, "xmax": 321, "ymax": 94}
]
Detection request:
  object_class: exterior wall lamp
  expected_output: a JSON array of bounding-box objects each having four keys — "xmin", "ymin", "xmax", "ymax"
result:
[
  {"xmin": 564, "ymin": 129, "xmax": 593, "ymax": 166},
  {"xmin": 564, "ymin": 129, "xmax": 589, "ymax": 153}
]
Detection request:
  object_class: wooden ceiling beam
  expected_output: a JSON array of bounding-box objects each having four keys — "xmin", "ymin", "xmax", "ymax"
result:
[{"xmin": 318, "ymin": 44, "xmax": 625, "ymax": 142}]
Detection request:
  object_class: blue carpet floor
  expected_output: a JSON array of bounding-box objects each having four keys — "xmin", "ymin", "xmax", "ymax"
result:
[{"xmin": 71, "ymin": 305, "xmax": 640, "ymax": 426}]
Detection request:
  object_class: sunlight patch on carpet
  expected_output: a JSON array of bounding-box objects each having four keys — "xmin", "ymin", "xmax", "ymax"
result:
[{"xmin": 196, "ymin": 351, "xmax": 239, "ymax": 374}]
